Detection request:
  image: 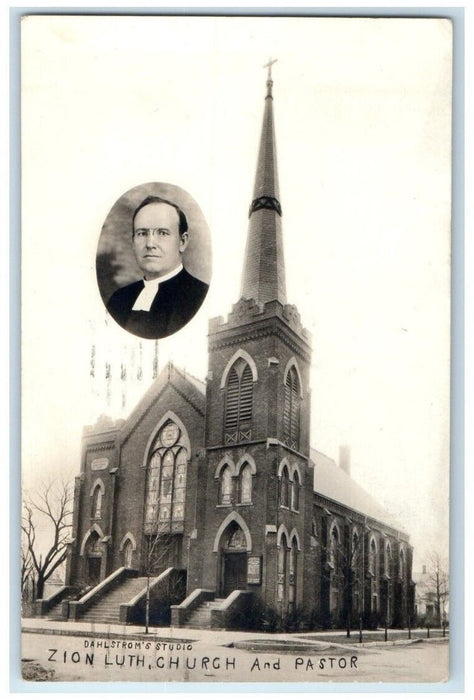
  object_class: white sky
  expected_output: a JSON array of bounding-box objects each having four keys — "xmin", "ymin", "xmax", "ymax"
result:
[{"xmin": 21, "ymin": 16, "xmax": 451, "ymax": 567}]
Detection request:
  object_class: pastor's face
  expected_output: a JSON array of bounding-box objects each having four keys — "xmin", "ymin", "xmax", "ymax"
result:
[{"xmin": 133, "ymin": 202, "xmax": 188, "ymax": 280}]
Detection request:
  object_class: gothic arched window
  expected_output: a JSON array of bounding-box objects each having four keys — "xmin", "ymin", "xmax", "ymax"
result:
[
  {"xmin": 238, "ymin": 463, "xmax": 252, "ymax": 504},
  {"xmin": 224, "ymin": 358, "xmax": 253, "ymax": 444},
  {"xmin": 385, "ymin": 542, "xmax": 392, "ymax": 577},
  {"xmin": 280, "ymin": 465, "xmax": 290, "ymax": 508},
  {"xmin": 399, "ymin": 549, "xmax": 405, "ymax": 582},
  {"xmin": 91, "ymin": 484, "xmax": 103, "ymax": 520},
  {"xmin": 288, "ymin": 536, "xmax": 298, "ymax": 613},
  {"xmin": 329, "ymin": 525, "xmax": 339, "ymax": 570},
  {"xmin": 284, "ymin": 365, "xmax": 300, "ymax": 448},
  {"xmin": 329, "ymin": 525, "xmax": 340, "ymax": 614},
  {"xmin": 291, "ymin": 470, "xmax": 300, "ymax": 511},
  {"xmin": 144, "ymin": 420, "xmax": 188, "ymax": 534},
  {"xmin": 220, "ymin": 465, "xmax": 233, "ymax": 505},
  {"xmin": 352, "ymin": 530, "xmax": 360, "ymax": 570},
  {"xmin": 369, "ymin": 538, "xmax": 377, "ymax": 576},
  {"xmin": 277, "ymin": 533, "xmax": 288, "ymax": 602}
]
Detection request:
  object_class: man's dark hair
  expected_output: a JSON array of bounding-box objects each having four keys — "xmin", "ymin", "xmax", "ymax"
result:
[{"xmin": 132, "ymin": 195, "xmax": 188, "ymax": 237}]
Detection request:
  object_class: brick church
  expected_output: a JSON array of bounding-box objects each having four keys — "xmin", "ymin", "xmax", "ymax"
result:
[{"xmin": 59, "ymin": 70, "xmax": 415, "ymax": 629}]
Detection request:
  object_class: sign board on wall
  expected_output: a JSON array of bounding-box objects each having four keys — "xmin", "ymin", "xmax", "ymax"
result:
[{"xmin": 247, "ymin": 555, "xmax": 262, "ymax": 584}]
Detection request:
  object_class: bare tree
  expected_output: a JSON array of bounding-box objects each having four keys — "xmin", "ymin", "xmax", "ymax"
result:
[
  {"xmin": 321, "ymin": 524, "xmax": 365, "ymax": 636},
  {"xmin": 142, "ymin": 520, "xmax": 186, "ymax": 633},
  {"xmin": 21, "ymin": 478, "xmax": 73, "ymax": 600},
  {"xmin": 426, "ymin": 552, "xmax": 449, "ymax": 626},
  {"xmin": 21, "ymin": 522, "xmax": 34, "ymax": 598}
]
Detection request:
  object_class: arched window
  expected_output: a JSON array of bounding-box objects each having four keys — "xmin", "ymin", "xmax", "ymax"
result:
[
  {"xmin": 291, "ymin": 470, "xmax": 300, "ymax": 511},
  {"xmin": 224, "ymin": 358, "xmax": 253, "ymax": 444},
  {"xmin": 351, "ymin": 530, "xmax": 360, "ymax": 614},
  {"xmin": 277, "ymin": 533, "xmax": 288, "ymax": 602},
  {"xmin": 220, "ymin": 465, "xmax": 233, "ymax": 505},
  {"xmin": 91, "ymin": 484, "xmax": 103, "ymax": 519},
  {"xmin": 329, "ymin": 525, "xmax": 340, "ymax": 614},
  {"xmin": 369, "ymin": 538, "xmax": 377, "ymax": 576},
  {"xmin": 238, "ymin": 463, "xmax": 252, "ymax": 504},
  {"xmin": 288, "ymin": 537, "xmax": 298, "ymax": 614},
  {"xmin": 284, "ymin": 366, "xmax": 300, "ymax": 448},
  {"xmin": 280, "ymin": 465, "xmax": 290, "ymax": 507},
  {"xmin": 329, "ymin": 525, "xmax": 339, "ymax": 569},
  {"xmin": 352, "ymin": 530, "xmax": 360, "ymax": 570},
  {"xmin": 385, "ymin": 542, "xmax": 392, "ymax": 576},
  {"xmin": 144, "ymin": 419, "xmax": 188, "ymax": 534},
  {"xmin": 399, "ymin": 549, "xmax": 405, "ymax": 582}
]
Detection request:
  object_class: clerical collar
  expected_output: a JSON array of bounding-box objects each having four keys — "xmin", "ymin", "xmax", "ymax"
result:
[
  {"xmin": 143, "ymin": 263, "xmax": 183, "ymax": 286},
  {"xmin": 132, "ymin": 264, "xmax": 183, "ymax": 311}
]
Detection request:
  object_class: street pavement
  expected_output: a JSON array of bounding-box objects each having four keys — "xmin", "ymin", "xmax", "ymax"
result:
[{"xmin": 20, "ymin": 618, "xmax": 449, "ymax": 683}]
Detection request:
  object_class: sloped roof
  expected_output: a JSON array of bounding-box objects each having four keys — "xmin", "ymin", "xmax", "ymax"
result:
[
  {"xmin": 120, "ymin": 362, "xmax": 205, "ymax": 443},
  {"xmin": 180, "ymin": 369, "xmax": 206, "ymax": 395},
  {"xmin": 311, "ymin": 448, "xmax": 405, "ymax": 533}
]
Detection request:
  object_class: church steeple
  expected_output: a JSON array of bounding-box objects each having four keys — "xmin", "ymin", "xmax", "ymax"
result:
[{"xmin": 240, "ymin": 61, "xmax": 287, "ymax": 306}]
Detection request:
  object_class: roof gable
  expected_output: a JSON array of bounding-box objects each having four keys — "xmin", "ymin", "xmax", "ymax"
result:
[{"xmin": 120, "ymin": 362, "xmax": 205, "ymax": 443}]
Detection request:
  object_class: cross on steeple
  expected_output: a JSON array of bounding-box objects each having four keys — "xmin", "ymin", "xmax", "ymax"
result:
[
  {"xmin": 263, "ymin": 57, "xmax": 277, "ymax": 97},
  {"xmin": 263, "ymin": 57, "xmax": 278, "ymax": 80}
]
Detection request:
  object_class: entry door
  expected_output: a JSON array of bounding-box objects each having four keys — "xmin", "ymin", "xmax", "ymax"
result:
[
  {"xmin": 87, "ymin": 557, "xmax": 101, "ymax": 586},
  {"xmin": 222, "ymin": 553, "xmax": 247, "ymax": 596}
]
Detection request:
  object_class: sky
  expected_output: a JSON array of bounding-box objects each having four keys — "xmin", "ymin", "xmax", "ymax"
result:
[{"xmin": 21, "ymin": 15, "xmax": 452, "ymax": 567}]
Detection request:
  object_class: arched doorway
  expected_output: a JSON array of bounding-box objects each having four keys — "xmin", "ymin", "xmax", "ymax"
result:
[
  {"xmin": 219, "ymin": 522, "xmax": 248, "ymax": 596},
  {"xmin": 122, "ymin": 539, "xmax": 133, "ymax": 568},
  {"xmin": 85, "ymin": 532, "xmax": 102, "ymax": 586}
]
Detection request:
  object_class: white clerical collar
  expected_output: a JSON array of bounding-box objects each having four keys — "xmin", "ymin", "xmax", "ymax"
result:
[{"xmin": 132, "ymin": 264, "xmax": 183, "ymax": 311}]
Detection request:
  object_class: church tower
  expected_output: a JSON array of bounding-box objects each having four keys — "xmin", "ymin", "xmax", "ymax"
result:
[{"xmin": 199, "ymin": 65, "xmax": 314, "ymax": 614}]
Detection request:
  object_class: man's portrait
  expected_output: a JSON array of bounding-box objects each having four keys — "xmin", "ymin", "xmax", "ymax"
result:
[{"xmin": 97, "ymin": 183, "xmax": 211, "ymax": 339}]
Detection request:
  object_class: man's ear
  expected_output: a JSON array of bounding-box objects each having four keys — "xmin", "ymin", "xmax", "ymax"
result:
[{"xmin": 179, "ymin": 232, "xmax": 189, "ymax": 253}]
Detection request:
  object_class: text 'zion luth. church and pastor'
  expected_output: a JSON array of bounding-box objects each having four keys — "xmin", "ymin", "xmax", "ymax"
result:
[{"xmin": 42, "ymin": 67, "xmax": 414, "ymax": 630}]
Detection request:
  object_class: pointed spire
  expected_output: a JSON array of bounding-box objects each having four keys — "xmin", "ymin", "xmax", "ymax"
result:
[{"xmin": 240, "ymin": 61, "xmax": 287, "ymax": 306}]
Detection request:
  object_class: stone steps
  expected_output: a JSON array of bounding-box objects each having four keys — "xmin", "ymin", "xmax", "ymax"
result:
[
  {"xmin": 186, "ymin": 597, "xmax": 227, "ymax": 628},
  {"xmin": 80, "ymin": 576, "xmax": 149, "ymax": 624}
]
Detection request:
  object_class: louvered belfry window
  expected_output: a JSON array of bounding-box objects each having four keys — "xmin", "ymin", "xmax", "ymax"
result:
[
  {"xmin": 224, "ymin": 358, "xmax": 253, "ymax": 444},
  {"xmin": 283, "ymin": 366, "xmax": 300, "ymax": 449}
]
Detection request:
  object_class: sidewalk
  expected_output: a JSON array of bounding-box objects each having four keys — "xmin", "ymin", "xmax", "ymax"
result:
[{"xmin": 21, "ymin": 617, "xmax": 448, "ymax": 652}]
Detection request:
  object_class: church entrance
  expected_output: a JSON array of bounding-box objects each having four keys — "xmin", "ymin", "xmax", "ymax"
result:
[
  {"xmin": 219, "ymin": 522, "xmax": 248, "ymax": 597},
  {"xmin": 222, "ymin": 553, "xmax": 247, "ymax": 596},
  {"xmin": 87, "ymin": 557, "xmax": 101, "ymax": 586},
  {"xmin": 85, "ymin": 532, "xmax": 102, "ymax": 587}
]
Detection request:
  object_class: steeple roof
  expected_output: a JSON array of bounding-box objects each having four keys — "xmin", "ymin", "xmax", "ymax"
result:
[{"xmin": 240, "ymin": 65, "xmax": 287, "ymax": 306}]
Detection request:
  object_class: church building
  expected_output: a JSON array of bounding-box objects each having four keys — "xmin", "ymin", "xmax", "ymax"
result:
[{"xmin": 56, "ymin": 70, "xmax": 414, "ymax": 630}]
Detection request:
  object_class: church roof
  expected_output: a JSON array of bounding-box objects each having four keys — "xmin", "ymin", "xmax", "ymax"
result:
[
  {"xmin": 311, "ymin": 448, "xmax": 406, "ymax": 535},
  {"xmin": 120, "ymin": 362, "xmax": 205, "ymax": 443},
  {"xmin": 240, "ymin": 68, "xmax": 287, "ymax": 306}
]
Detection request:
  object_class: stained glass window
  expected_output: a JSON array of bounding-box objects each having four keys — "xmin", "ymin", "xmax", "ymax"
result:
[{"xmin": 144, "ymin": 421, "xmax": 187, "ymax": 533}]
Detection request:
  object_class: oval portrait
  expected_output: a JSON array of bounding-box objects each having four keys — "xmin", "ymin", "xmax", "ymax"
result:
[{"xmin": 96, "ymin": 183, "xmax": 212, "ymax": 339}]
